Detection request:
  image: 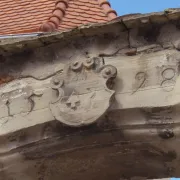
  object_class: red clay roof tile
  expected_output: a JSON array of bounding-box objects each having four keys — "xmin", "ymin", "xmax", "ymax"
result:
[{"xmin": 0, "ymin": 0, "xmax": 117, "ymax": 35}]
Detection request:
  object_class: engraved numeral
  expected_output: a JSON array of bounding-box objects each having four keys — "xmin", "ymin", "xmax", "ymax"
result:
[
  {"xmin": 161, "ymin": 68, "xmax": 176, "ymax": 92},
  {"xmin": 132, "ymin": 72, "xmax": 147, "ymax": 94}
]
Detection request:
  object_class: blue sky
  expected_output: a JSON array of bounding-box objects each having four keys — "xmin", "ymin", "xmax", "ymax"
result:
[{"xmin": 109, "ymin": 0, "xmax": 180, "ymax": 15}]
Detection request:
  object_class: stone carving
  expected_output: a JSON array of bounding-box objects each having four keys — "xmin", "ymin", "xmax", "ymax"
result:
[
  {"xmin": 132, "ymin": 72, "xmax": 147, "ymax": 94},
  {"xmin": 0, "ymin": 86, "xmax": 43, "ymax": 116},
  {"xmin": 161, "ymin": 67, "xmax": 176, "ymax": 92},
  {"xmin": 49, "ymin": 57, "xmax": 117, "ymax": 127}
]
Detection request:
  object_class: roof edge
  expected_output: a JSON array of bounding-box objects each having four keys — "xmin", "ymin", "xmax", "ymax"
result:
[
  {"xmin": 97, "ymin": 0, "xmax": 117, "ymax": 20},
  {"xmin": 39, "ymin": 0, "xmax": 70, "ymax": 32},
  {"xmin": 39, "ymin": 0, "xmax": 117, "ymax": 32},
  {"xmin": 2, "ymin": 8, "xmax": 180, "ymax": 54}
]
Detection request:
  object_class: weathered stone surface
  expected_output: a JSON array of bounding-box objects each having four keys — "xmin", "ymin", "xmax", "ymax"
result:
[
  {"xmin": 1, "ymin": 9, "xmax": 180, "ymax": 180},
  {"xmin": 105, "ymin": 49, "xmax": 180, "ymax": 109}
]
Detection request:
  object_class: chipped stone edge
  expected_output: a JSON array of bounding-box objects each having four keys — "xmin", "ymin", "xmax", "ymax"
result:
[{"xmin": 0, "ymin": 9, "xmax": 180, "ymax": 54}]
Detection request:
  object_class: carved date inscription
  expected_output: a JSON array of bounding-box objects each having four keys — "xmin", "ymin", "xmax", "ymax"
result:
[
  {"xmin": 132, "ymin": 72, "xmax": 147, "ymax": 94},
  {"xmin": 0, "ymin": 87, "xmax": 43, "ymax": 116},
  {"xmin": 161, "ymin": 68, "xmax": 176, "ymax": 92},
  {"xmin": 132, "ymin": 66, "xmax": 177, "ymax": 94}
]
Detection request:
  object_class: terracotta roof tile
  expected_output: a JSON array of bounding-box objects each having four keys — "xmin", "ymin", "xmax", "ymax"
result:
[{"xmin": 0, "ymin": 0, "xmax": 117, "ymax": 35}]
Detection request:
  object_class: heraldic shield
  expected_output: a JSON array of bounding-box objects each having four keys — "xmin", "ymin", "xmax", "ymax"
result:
[{"xmin": 49, "ymin": 57, "xmax": 117, "ymax": 127}]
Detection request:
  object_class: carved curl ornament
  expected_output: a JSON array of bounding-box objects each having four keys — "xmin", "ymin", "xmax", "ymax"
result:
[{"xmin": 49, "ymin": 57, "xmax": 117, "ymax": 127}]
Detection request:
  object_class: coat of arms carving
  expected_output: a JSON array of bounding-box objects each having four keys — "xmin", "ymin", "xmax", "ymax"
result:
[{"xmin": 49, "ymin": 57, "xmax": 117, "ymax": 127}]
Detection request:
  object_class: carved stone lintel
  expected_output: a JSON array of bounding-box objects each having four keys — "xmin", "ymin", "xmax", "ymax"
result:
[
  {"xmin": 0, "ymin": 85, "xmax": 43, "ymax": 116},
  {"xmin": 49, "ymin": 57, "xmax": 117, "ymax": 127}
]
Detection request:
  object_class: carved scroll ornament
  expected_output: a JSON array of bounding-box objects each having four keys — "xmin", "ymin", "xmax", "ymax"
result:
[{"xmin": 49, "ymin": 57, "xmax": 117, "ymax": 127}]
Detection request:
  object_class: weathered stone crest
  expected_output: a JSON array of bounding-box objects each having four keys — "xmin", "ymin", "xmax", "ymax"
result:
[{"xmin": 49, "ymin": 57, "xmax": 117, "ymax": 127}]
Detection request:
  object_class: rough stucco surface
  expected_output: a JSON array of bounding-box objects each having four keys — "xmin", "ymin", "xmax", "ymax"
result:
[{"xmin": 1, "ymin": 9, "xmax": 180, "ymax": 180}]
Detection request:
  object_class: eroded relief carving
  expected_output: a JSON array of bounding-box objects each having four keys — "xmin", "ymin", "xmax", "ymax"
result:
[
  {"xmin": 0, "ymin": 86, "xmax": 43, "ymax": 116},
  {"xmin": 132, "ymin": 72, "xmax": 147, "ymax": 94},
  {"xmin": 131, "ymin": 65, "xmax": 177, "ymax": 94},
  {"xmin": 161, "ymin": 67, "xmax": 176, "ymax": 92},
  {"xmin": 49, "ymin": 57, "xmax": 117, "ymax": 127}
]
